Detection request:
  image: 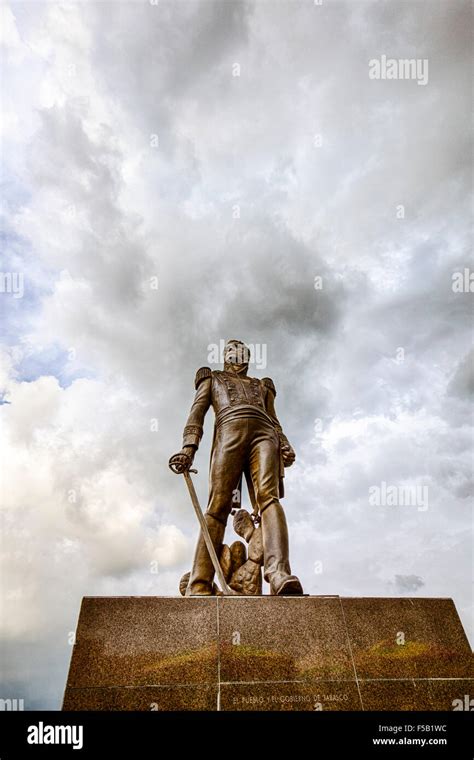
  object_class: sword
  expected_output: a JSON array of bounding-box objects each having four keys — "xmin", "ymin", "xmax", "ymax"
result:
[
  {"xmin": 183, "ymin": 469, "xmax": 234, "ymax": 595},
  {"xmin": 169, "ymin": 453, "xmax": 234, "ymax": 595}
]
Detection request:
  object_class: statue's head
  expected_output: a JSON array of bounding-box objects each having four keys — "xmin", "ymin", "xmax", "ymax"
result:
[{"xmin": 223, "ymin": 339, "xmax": 250, "ymax": 373}]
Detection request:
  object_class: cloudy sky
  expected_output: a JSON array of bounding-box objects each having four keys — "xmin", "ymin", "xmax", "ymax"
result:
[{"xmin": 1, "ymin": 0, "xmax": 472, "ymax": 709}]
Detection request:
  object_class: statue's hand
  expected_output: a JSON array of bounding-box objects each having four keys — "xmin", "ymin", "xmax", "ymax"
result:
[
  {"xmin": 169, "ymin": 446, "xmax": 195, "ymax": 474},
  {"xmin": 281, "ymin": 443, "xmax": 296, "ymax": 467}
]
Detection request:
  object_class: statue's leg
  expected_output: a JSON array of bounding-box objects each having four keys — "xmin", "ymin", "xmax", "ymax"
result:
[
  {"xmin": 185, "ymin": 512, "xmax": 227, "ymax": 596},
  {"xmin": 186, "ymin": 421, "xmax": 246, "ymax": 596},
  {"xmin": 248, "ymin": 422, "xmax": 303, "ymax": 595}
]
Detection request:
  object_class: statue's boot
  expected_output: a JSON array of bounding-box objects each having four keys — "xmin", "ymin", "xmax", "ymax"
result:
[
  {"xmin": 186, "ymin": 513, "xmax": 226, "ymax": 596},
  {"xmin": 261, "ymin": 501, "xmax": 304, "ymax": 595}
]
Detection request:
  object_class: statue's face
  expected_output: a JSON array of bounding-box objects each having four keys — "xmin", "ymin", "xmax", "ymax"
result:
[{"xmin": 224, "ymin": 340, "xmax": 250, "ymax": 366}]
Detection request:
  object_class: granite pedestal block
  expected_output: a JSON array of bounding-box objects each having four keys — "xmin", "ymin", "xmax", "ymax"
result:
[{"xmin": 62, "ymin": 596, "xmax": 473, "ymax": 711}]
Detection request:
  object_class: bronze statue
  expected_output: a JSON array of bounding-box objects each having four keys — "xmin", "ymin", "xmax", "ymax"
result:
[{"xmin": 169, "ymin": 339, "xmax": 303, "ymax": 596}]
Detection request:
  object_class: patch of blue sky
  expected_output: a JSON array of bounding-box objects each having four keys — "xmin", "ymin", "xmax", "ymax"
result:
[
  {"xmin": 1, "ymin": 227, "xmax": 52, "ymax": 337},
  {"xmin": 1, "ymin": 224, "xmax": 95, "ymax": 388},
  {"xmin": 1, "ymin": 175, "xmax": 51, "ymax": 314},
  {"xmin": 15, "ymin": 342, "xmax": 96, "ymax": 388}
]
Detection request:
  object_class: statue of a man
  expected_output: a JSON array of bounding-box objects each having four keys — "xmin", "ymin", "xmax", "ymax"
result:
[{"xmin": 169, "ymin": 339, "xmax": 303, "ymax": 596}]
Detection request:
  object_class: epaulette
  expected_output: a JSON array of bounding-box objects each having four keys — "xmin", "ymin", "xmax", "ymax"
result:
[
  {"xmin": 194, "ymin": 366, "xmax": 212, "ymax": 389},
  {"xmin": 262, "ymin": 377, "xmax": 276, "ymax": 396}
]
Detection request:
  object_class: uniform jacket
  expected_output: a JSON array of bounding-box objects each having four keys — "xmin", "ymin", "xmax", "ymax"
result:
[{"xmin": 182, "ymin": 367, "xmax": 291, "ymax": 510}]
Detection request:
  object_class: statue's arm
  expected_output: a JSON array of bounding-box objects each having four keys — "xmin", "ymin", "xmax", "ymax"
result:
[
  {"xmin": 262, "ymin": 377, "xmax": 295, "ymax": 467},
  {"xmin": 169, "ymin": 368, "xmax": 212, "ymax": 473},
  {"xmin": 182, "ymin": 369, "xmax": 212, "ymax": 451}
]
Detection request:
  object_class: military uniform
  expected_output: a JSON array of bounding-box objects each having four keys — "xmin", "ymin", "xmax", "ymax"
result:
[{"xmin": 182, "ymin": 366, "xmax": 303, "ymax": 596}]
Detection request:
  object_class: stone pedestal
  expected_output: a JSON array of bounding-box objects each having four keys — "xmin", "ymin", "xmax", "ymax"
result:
[{"xmin": 62, "ymin": 596, "xmax": 473, "ymax": 711}]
